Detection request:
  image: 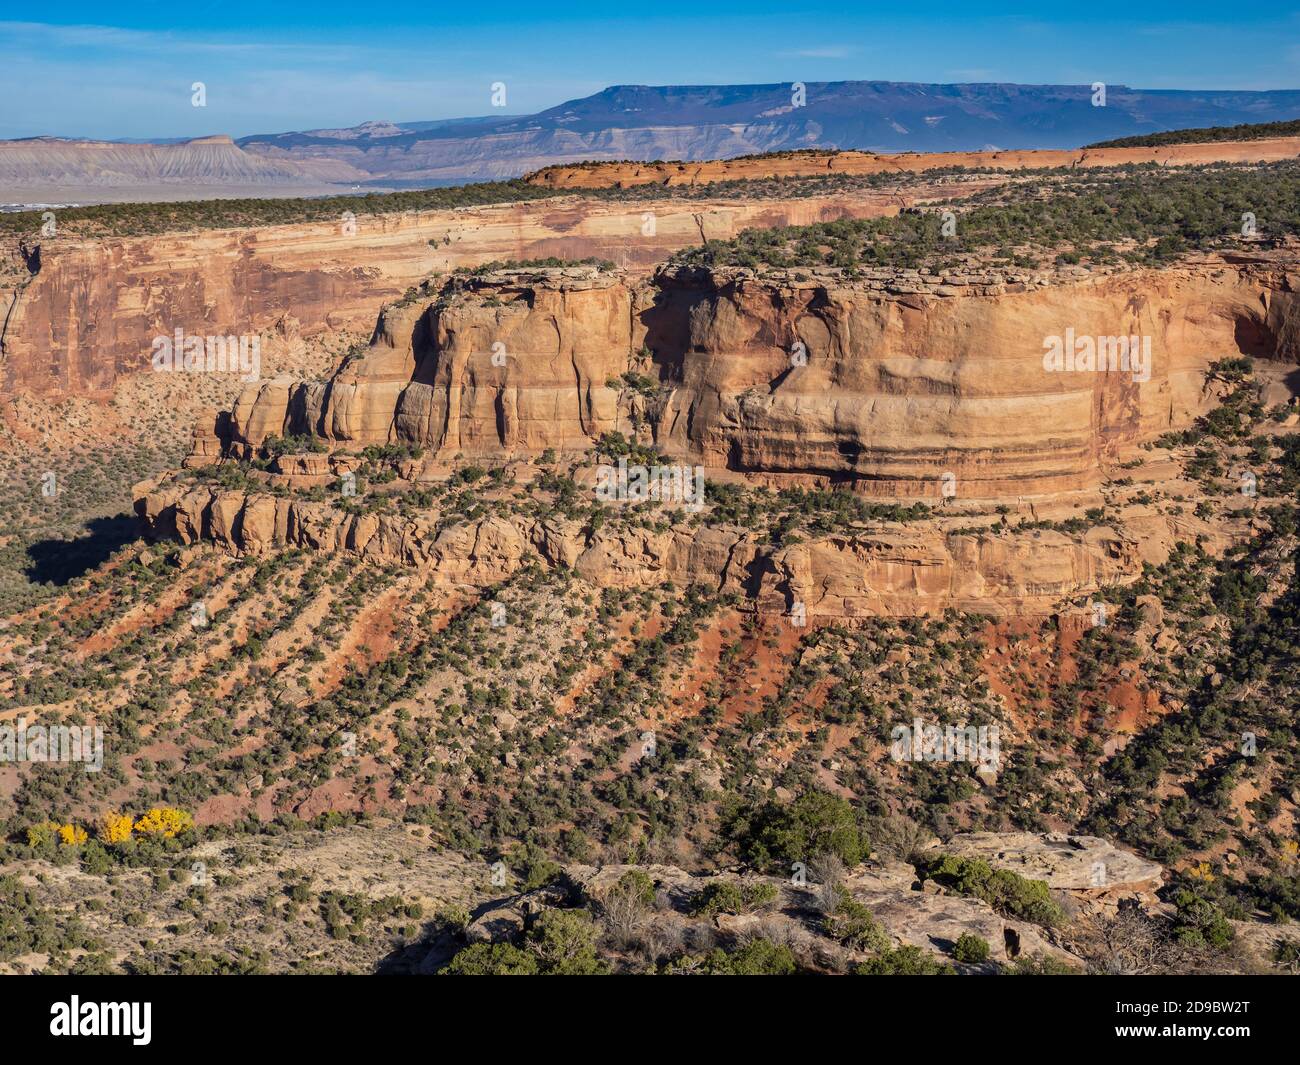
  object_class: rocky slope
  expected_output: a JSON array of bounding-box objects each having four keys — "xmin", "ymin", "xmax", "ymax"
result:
[{"xmin": 136, "ymin": 479, "xmax": 1159, "ymax": 617}]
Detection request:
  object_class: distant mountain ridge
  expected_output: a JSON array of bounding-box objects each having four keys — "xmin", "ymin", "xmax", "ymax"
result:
[
  {"xmin": 235, "ymin": 81, "xmax": 1300, "ymax": 184},
  {"xmin": 6, "ymin": 81, "xmax": 1300, "ymax": 200},
  {"xmin": 0, "ymin": 134, "xmax": 349, "ymax": 190}
]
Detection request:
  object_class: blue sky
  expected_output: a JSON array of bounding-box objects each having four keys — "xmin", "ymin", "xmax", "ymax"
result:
[{"xmin": 3, "ymin": 3, "xmax": 1299, "ymax": 139}]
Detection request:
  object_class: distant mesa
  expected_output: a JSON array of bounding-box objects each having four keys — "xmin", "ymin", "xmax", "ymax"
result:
[
  {"xmin": 4, "ymin": 80, "xmax": 1300, "ymax": 201},
  {"xmin": 0, "ymin": 132, "xmax": 351, "ymax": 193}
]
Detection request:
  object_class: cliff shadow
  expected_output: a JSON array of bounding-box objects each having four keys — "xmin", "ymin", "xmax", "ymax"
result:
[
  {"xmin": 637, "ymin": 282, "xmax": 709, "ymax": 383},
  {"xmin": 373, "ymin": 889, "xmax": 533, "ymax": 974},
  {"xmin": 373, "ymin": 917, "xmax": 463, "ymax": 974},
  {"xmin": 25, "ymin": 513, "xmax": 141, "ymax": 586}
]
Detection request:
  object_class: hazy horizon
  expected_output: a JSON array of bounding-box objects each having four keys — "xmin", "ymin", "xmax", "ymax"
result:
[{"xmin": 10, "ymin": 78, "xmax": 1300, "ymax": 146}]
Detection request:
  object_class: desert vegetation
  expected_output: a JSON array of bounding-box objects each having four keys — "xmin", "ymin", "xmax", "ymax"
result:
[
  {"xmin": 672, "ymin": 162, "xmax": 1300, "ymax": 272},
  {"xmin": 1087, "ymin": 118, "xmax": 1300, "ymax": 148}
]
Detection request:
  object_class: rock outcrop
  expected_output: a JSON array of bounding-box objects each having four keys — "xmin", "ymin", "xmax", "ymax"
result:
[
  {"xmin": 136, "ymin": 478, "xmax": 1175, "ymax": 616},
  {"xmin": 942, "ymin": 832, "xmax": 1165, "ymax": 895},
  {"xmin": 1, "ymin": 185, "xmax": 946, "ymax": 396},
  {"xmin": 220, "ymin": 269, "xmax": 632, "ymax": 454},
  {"xmin": 215, "ymin": 253, "xmax": 1300, "ymax": 498},
  {"xmin": 766, "ymin": 527, "xmax": 1141, "ymax": 617},
  {"xmin": 567, "ymin": 827, "xmax": 1167, "ymax": 968},
  {"xmin": 133, "ymin": 251, "xmax": 1297, "ymax": 617},
  {"xmin": 527, "ymin": 137, "xmax": 1300, "ymax": 190},
  {"xmin": 843, "ymin": 860, "xmax": 1078, "ymax": 965}
]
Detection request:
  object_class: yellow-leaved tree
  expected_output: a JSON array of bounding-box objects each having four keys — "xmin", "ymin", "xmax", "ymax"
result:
[
  {"xmin": 133, "ymin": 807, "xmax": 194, "ymax": 839},
  {"xmin": 97, "ymin": 811, "xmax": 135, "ymax": 845}
]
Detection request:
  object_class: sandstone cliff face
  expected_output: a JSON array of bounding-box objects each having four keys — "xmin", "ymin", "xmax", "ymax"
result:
[
  {"xmin": 764, "ymin": 526, "xmax": 1141, "ymax": 618},
  {"xmin": 224, "ymin": 269, "xmax": 634, "ymax": 455},
  {"xmin": 135, "ymin": 480, "xmax": 1155, "ymax": 616},
  {"xmin": 393, "ymin": 274, "xmax": 631, "ymax": 455},
  {"xmin": 526, "ymin": 137, "xmax": 1300, "ymax": 190},
  {"xmin": 644, "ymin": 257, "xmax": 1300, "ymax": 496},
  {"xmin": 219, "ymin": 254, "xmax": 1300, "ymax": 498},
  {"xmin": 1, "ymin": 188, "xmax": 934, "ymax": 396}
]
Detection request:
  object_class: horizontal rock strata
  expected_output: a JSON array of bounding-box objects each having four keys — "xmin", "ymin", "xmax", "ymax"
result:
[
  {"xmin": 137, "ymin": 480, "xmax": 1165, "ymax": 616},
  {"xmin": 217, "ymin": 255, "xmax": 1300, "ymax": 497}
]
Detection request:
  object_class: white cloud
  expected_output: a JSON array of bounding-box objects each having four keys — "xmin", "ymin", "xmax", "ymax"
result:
[{"xmin": 781, "ymin": 46, "xmax": 857, "ymax": 60}]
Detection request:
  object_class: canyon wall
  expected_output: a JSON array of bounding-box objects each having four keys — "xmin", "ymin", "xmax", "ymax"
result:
[
  {"xmin": 643, "ymin": 257, "xmax": 1300, "ymax": 496},
  {"xmin": 2, "ymin": 185, "xmax": 965, "ymax": 397},
  {"xmin": 220, "ymin": 254, "xmax": 1300, "ymax": 498},
  {"xmin": 134, "ymin": 252, "xmax": 1290, "ymax": 616}
]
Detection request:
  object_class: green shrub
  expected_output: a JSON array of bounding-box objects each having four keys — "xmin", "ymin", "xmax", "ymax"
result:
[
  {"xmin": 828, "ymin": 891, "xmax": 891, "ymax": 953},
  {"xmin": 689, "ymin": 880, "xmax": 779, "ymax": 918},
  {"xmin": 726, "ymin": 791, "xmax": 870, "ymax": 871},
  {"xmin": 1272, "ymin": 939, "xmax": 1300, "ymax": 972},
  {"xmin": 610, "ymin": 870, "xmax": 656, "ymax": 908},
  {"xmin": 920, "ymin": 855, "xmax": 1065, "ymax": 927},
  {"xmin": 854, "ymin": 945, "xmax": 953, "ymax": 975},
  {"xmin": 529, "ymin": 910, "xmax": 608, "ymax": 975},
  {"xmin": 952, "ymin": 932, "xmax": 991, "ymax": 963},
  {"xmin": 702, "ymin": 938, "xmax": 798, "ymax": 975},
  {"xmin": 442, "ymin": 941, "xmax": 539, "ymax": 975},
  {"xmin": 1171, "ymin": 889, "xmax": 1235, "ymax": 950},
  {"xmin": 442, "ymin": 908, "xmax": 607, "ymax": 975},
  {"xmin": 518, "ymin": 857, "xmax": 562, "ymax": 891}
]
